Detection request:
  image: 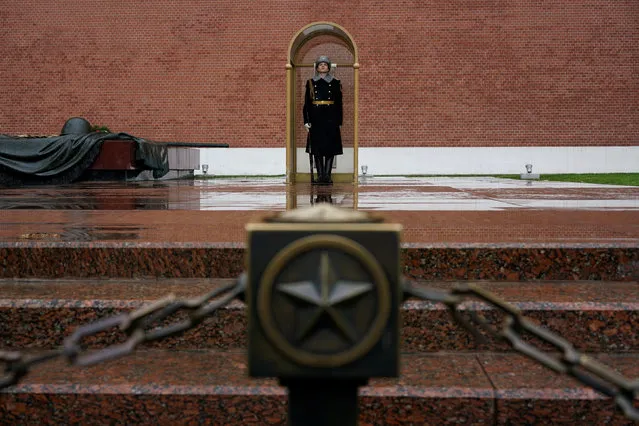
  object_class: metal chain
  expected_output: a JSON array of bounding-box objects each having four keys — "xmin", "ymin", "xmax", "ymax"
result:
[
  {"xmin": 0, "ymin": 349, "xmax": 63, "ymax": 390},
  {"xmin": 2, "ymin": 274, "xmax": 637, "ymax": 421},
  {"xmin": 0, "ymin": 273, "xmax": 247, "ymax": 388},
  {"xmin": 402, "ymin": 279, "xmax": 639, "ymax": 421}
]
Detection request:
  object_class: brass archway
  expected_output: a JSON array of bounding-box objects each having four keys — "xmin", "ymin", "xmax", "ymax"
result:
[{"xmin": 286, "ymin": 22, "xmax": 359, "ymax": 185}]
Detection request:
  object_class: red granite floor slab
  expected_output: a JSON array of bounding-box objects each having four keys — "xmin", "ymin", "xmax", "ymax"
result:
[
  {"xmin": 0, "ymin": 209, "xmax": 637, "ymax": 245},
  {"xmin": 0, "ymin": 178, "xmax": 636, "ymax": 245}
]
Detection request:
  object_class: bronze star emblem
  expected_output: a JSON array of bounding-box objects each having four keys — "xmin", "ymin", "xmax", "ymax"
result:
[
  {"xmin": 277, "ymin": 251, "xmax": 373, "ymax": 344},
  {"xmin": 257, "ymin": 234, "xmax": 391, "ymax": 368}
]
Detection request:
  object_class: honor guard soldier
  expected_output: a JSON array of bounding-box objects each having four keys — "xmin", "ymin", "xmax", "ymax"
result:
[{"xmin": 303, "ymin": 55, "xmax": 343, "ymax": 184}]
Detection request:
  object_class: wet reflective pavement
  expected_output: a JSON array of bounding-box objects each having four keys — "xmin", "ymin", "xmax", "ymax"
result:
[{"xmin": 0, "ymin": 177, "xmax": 637, "ymax": 245}]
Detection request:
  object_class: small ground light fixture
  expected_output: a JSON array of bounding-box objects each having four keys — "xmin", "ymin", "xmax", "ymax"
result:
[
  {"xmin": 202, "ymin": 164, "xmax": 209, "ymax": 175},
  {"xmin": 521, "ymin": 163, "xmax": 539, "ymax": 180}
]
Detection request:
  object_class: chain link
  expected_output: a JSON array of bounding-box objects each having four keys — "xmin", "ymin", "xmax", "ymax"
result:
[
  {"xmin": 1, "ymin": 274, "xmax": 246, "ymax": 387},
  {"xmin": 64, "ymin": 273, "xmax": 246, "ymax": 366},
  {"xmin": 0, "ymin": 349, "xmax": 63, "ymax": 389},
  {"xmin": 2, "ymin": 275, "xmax": 637, "ymax": 421},
  {"xmin": 402, "ymin": 279, "xmax": 639, "ymax": 421}
]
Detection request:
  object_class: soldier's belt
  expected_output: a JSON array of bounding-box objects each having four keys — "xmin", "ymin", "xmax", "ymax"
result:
[{"xmin": 312, "ymin": 101, "xmax": 334, "ymax": 105}]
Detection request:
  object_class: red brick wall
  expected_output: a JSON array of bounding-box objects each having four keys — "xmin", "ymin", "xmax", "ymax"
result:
[{"xmin": 1, "ymin": 1, "xmax": 637, "ymax": 148}]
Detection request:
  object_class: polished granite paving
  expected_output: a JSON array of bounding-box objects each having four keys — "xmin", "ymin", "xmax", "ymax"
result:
[
  {"xmin": 0, "ymin": 177, "xmax": 637, "ymax": 245},
  {"xmin": 1, "ymin": 178, "xmax": 638, "ymax": 424}
]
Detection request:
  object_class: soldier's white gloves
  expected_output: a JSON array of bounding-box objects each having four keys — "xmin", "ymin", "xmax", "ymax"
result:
[{"xmin": 304, "ymin": 123, "xmax": 311, "ymax": 132}]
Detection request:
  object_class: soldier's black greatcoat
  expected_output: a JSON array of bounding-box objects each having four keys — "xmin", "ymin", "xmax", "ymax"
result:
[{"xmin": 303, "ymin": 77, "xmax": 343, "ymax": 156}]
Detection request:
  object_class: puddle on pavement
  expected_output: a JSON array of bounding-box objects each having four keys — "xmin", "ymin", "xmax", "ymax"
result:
[{"xmin": 0, "ymin": 178, "xmax": 636, "ymax": 211}]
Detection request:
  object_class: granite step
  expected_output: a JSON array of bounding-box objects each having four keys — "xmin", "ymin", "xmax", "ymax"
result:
[
  {"xmin": 1, "ymin": 350, "xmax": 636, "ymax": 425},
  {"xmin": 1, "ymin": 279, "xmax": 637, "ymax": 353},
  {"xmin": 1, "ymin": 243, "xmax": 637, "ymax": 281}
]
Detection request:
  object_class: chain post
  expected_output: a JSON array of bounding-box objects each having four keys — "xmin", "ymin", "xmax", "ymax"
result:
[{"xmin": 246, "ymin": 205, "xmax": 402, "ymax": 426}]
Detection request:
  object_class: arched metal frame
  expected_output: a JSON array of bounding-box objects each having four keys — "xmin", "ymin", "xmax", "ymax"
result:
[{"xmin": 286, "ymin": 22, "xmax": 360, "ymax": 184}]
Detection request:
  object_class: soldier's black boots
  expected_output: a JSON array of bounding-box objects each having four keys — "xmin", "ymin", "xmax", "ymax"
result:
[
  {"xmin": 311, "ymin": 155, "xmax": 334, "ymax": 185},
  {"xmin": 324, "ymin": 156, "xmax": 334, "ymax": 184},
  {"xmin": 309, "ymin": 154, "xmax": 316, "ymax": 183},
  {"xmin": 313, "ymin": 155, "xmax": 324, "ymax": 185}
]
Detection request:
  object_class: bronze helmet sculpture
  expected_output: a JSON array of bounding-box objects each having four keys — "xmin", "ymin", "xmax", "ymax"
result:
[{"xmin": 60, "ymin": 117, "xmax": 91, "ymax": 135}]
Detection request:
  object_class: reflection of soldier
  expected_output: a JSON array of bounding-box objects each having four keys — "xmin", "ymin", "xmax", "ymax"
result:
[
  {"xmin": 303, "ymin": 55, "xmax": 343, "ymax": 184},
  {"xmin": 310, "ymin": 184, "xmax": 334, "ymax": 205}
]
